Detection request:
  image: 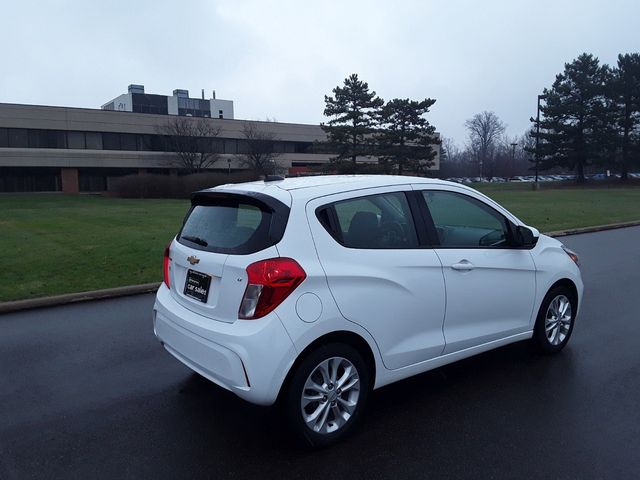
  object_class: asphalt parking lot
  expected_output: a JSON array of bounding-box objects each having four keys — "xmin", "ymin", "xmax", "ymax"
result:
[{"xmin": 1, "ymin": 227, "xmax": 639, "ymax": 479}]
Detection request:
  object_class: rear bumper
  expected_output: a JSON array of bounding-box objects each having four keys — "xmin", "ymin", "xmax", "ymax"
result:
[{"xmin": 153, "ymin": 284, "xmax": 297, "ymax": 406}]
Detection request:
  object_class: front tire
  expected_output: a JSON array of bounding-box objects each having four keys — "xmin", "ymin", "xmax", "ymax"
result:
[
  {"xmin": 532, "ymin": 286, "xmax": 576, "ymax": 353},
  {"xmin": 285, "ymin": 343, "xmax": 370, "ymax": 448}
]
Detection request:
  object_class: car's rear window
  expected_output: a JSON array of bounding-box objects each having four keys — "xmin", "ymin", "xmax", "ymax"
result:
[{"xmin": 178, "ymin": 200, "xmax": 274, "ymax": 254}]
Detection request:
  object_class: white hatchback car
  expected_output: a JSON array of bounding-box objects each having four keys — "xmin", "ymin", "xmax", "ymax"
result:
[{"xmin": 153, "ymin": 175, "xmax": 583, "ymax": 446}]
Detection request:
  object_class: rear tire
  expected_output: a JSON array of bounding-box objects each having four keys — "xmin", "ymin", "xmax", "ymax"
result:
[
  {"xmin": 532, "ymin": 285, "xmax": 576, "ymax": 353},
  {"xmin": 284, "ymin": 343, "xmax": 370, "ymax": 448}
]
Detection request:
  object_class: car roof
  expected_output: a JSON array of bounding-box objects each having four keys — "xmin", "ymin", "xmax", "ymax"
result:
[{"xmin": 211, "ymin": 175, "xmax": 459, "ymax": 204}]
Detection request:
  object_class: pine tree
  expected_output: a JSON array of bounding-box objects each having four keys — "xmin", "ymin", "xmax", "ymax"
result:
[
  {"xmin": 532, "ymin": 53, "xmax": 612, "ymax": 182},
  {"xmin": 610, "ymin": 53, "xmax": 640, "ymax": 180},
  {"xmin": 321, "ymin": 74, "xmax": 384, "ymax": 172},
  {"xmin": 374, "ymin": 98, "xmax": 439, "ymax": 175}
]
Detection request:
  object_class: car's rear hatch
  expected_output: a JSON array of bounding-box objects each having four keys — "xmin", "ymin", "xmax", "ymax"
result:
[{"xmin": 168, "ymin": 189, "xmax": 290, "ymax": 323}]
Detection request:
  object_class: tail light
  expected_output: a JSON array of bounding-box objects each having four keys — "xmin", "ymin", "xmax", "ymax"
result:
[
  {"xmin": 163, "ymin": 241, "xmax": 172, "ymax": 288},
  {"xmin": 239, "ymin": 258, "xmax": 306, "ymax": 319}
]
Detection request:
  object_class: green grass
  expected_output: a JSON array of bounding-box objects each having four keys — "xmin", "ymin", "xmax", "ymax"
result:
[
  {"xmin": 475, "ymin": 183, "xmax": 640, "ymax": 232},
  {"xmin": 0, "ymin": 194, "xmax": 188, "ymax": 302},
  {"xmin": 1, "ymin": 184, "xmax": 640, "ymax": 302}
]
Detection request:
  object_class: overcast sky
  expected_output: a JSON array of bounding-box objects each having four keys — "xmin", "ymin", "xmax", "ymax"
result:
[{"xmin": 2, "ymin": 0, "xmax": 639, "ymax": 144}]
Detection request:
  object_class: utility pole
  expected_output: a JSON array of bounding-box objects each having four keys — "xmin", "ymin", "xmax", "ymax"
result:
[
  {"xmin": 535, "ymin": 94, "xmax": 547, "ymax": 188},
  {"xmin": 510, "ymin": 142, "xmax": 517, "ymax": 178}
]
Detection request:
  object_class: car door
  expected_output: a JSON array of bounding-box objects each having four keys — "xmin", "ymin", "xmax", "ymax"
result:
[
  {"xmin": 307, "ymin": 186, "xmax": 446, "ymax": 370},
  {"xmin": 415, "ymin": 186, "xmax": 536, "ymax": 354}
]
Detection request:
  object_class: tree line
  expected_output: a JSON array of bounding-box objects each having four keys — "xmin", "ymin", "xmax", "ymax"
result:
[
  {"xmin": 157, "ymin": 53, "xmax": 640, "ymax": 182},
  {"xmin": 440, "ymin": 112, "xmax": 535, "ymax": 180},
  {"xmin": 440, "ymin": 53, "xmax": 640, "ymax": 182},
  {"xmin": 531, "ymin": 52, "xmax": 640, "ymax": 182},
  {"xmin": 319, "ymin": 74, "xmax": 440, "ymax": 174}
]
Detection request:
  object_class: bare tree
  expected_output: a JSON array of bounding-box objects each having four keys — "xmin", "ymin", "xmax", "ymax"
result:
[
  {"xmin": 440, "ymin": 137, "xmax": 460, "ymax": 163},
  {"xmin": 465, "ymin": 111, "xmax": 506, "ymax": 179},
  {"xmin": 237, "ymin": 121, "xmax": 283, "ymax": 176},
  {"xmin": 156, "ymin": 117, "xmax": 221, "ymax": 173}
]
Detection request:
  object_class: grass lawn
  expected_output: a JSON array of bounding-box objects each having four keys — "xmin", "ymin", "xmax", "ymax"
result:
[
  {"xmin": 475, "ymin": 182, "xmax": 640, "ymax": 232},
  {"xmin": 0, "ymin": 195, "xmax": 188, "ymax": 302},
  {"xmin": 1, "ymin": 184, "xmax": 639, "ymax": 302}
]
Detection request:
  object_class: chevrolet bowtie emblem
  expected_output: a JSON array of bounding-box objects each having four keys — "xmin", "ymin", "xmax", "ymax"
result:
[{"xmin": 187, "ymin": 255, "xmax": 200, "ymax": 265}]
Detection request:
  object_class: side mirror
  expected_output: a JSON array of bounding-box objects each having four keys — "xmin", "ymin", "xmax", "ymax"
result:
[{"xmin": 515, "ymin": 225, "xmax": 539, "ymax": 248}]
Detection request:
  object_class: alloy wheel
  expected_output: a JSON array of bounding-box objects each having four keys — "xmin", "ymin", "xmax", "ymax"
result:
[
  {"xmin": 544, "ymin": 294, "xmax": 573, "ymax": 346},
  {"xmin": 300, "ymin": 357, "xmax": 361, "ymax": 434}
]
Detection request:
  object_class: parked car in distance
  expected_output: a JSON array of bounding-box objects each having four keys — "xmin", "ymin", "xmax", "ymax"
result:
[{"xmin": 153, "ymin": 175, "xmax": 583, "ymax": 447}]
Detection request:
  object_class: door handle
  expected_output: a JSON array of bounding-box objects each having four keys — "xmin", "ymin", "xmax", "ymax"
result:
[{"xmin": 451, "ymin": 260, "xmax": 474, "ymax": 271}]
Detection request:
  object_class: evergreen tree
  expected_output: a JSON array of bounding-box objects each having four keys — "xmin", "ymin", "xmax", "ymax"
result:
[
  {"xmin": 321, "ymin": 74, "xmax": 384, "ymax": 172},
  {"xmin": 610, "ymin": 53, "xmax": 640, "ymax": 180},
  {"xmin": 374, "ymin": 98, "xmax": 439, "ymax": 175},
  {"xmin": 531, "ymin": 53, "xmax": 612, "ymax": 182}
]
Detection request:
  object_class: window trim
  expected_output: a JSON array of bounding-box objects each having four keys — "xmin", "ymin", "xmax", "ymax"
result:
[{"xmin": 415, "ymin": 189, "xmax": 522, "ymax": 250}]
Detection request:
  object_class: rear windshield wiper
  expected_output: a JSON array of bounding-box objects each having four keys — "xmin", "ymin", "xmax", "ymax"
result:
[{"xmin": 181, "ymin": 235, "xmax": 209, "ymax": 247}]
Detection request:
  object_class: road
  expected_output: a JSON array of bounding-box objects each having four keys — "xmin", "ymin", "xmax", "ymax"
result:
[{"xmin": 1, "ymin": 227, "xmax": 639, "ymax": 479}]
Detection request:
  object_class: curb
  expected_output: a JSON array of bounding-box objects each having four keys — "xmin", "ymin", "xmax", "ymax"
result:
[
  {"xmin": 545, "ymin": 220, "xmax": 640, "ymax": 237},
  {"xmin": 2, "ymin": 220, "xmax": 640, "ymax": 315},
  {"xmin": 0, "ymin": 282, "xmax": 160, "ymax": 315}
]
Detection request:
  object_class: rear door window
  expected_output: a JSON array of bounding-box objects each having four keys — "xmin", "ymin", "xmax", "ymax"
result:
[{"xmin": 321, "ymin": 192, "xmax": 419, "ymax": 249}]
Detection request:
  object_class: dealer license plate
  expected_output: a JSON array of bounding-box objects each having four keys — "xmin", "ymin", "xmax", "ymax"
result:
[{"xmin": 184, "ymin": 269, "xmax": 212, "ymax": 303}]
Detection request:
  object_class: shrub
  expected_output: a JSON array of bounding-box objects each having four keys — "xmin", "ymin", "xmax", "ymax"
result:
[
  {"xmin": 181, "ymin": 171, "xmax": 257, "ymax": 195},
  {"xmin": 108, "ymin": 171, "xmax": 259, "ymax": 199}
]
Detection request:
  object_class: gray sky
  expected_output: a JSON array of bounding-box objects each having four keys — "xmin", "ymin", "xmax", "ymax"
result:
[{"xmin": 2, "ymin": 0, "xmax": 638, "ymax": 144}]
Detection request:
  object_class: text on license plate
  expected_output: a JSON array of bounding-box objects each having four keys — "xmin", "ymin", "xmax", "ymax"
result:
[{"xmin": 184, "ymin": 269, "xmax": 212, "ymax": 303}]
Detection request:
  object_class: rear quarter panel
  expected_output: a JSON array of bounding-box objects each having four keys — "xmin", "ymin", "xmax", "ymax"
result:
[{"xmin": 271, "ymin": 193, "xmax": 388, "ymax": 387}]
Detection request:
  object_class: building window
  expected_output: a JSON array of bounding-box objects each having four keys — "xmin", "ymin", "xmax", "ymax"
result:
[
  {"xmin": 120, "ymin": 133, "xmax": 137, "ymax": 151},
  {"xmin": 0, "ymin": 128, "xmax": 8, "ymax": 147},
  {"xmin": 27, "ymin": 130, "xmax": 67, "ymax": 149},
  {"xmin": 218, "ymin": 109, "xmax": 224, "ymax": 119},
  {"xmin": 194, "ymin": 137, "xmax": 213, "ymax": 153},
  {"xmin": 131, "ymin": 93, "xmax": 169, "ymax": 115},
  {"xmin": 294, "ymin": 142, "xmax": 312, "ymax": 154},
  {"xmin": 0, "ymin": 167, "xmax": 61, "ymax": 192},
  {"xmin": 149, "ymin": 135, "xmax": 168, "ymax": 151},
  {"xmin": 8, "ymin": 129, "xmax": 28, "ymax": 148},
  {"xmin": 237, "ymin": 140, "xmax": 249, "ymax": 154},
  {"xmin": 68, "ymin": 131, "xmax": 86, "ymax": 149},
  {"xmin": 211, "ymin": 139, "xmax": 223, "ymax": 153},
  {"xmin": 137, "ymin": 134, "xmax": 153, "ymax": 151},
  {"xmin": 177, "ymin": 98, "xmax": 211, "ymax": 118},
  {"xmin": 85, "ymin": 132, "xmax": 103, "ymax": 150},
  {"xmin": 224, "ymin": 139, "xmax": 237, "ymax": 154},
  {"xmin": 102, "ymin": 132, "xmax": 121, "ymax": 150},
  {"xmin": 0, "ymin": 127, "xmax": 320, "ymax": 158}
]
